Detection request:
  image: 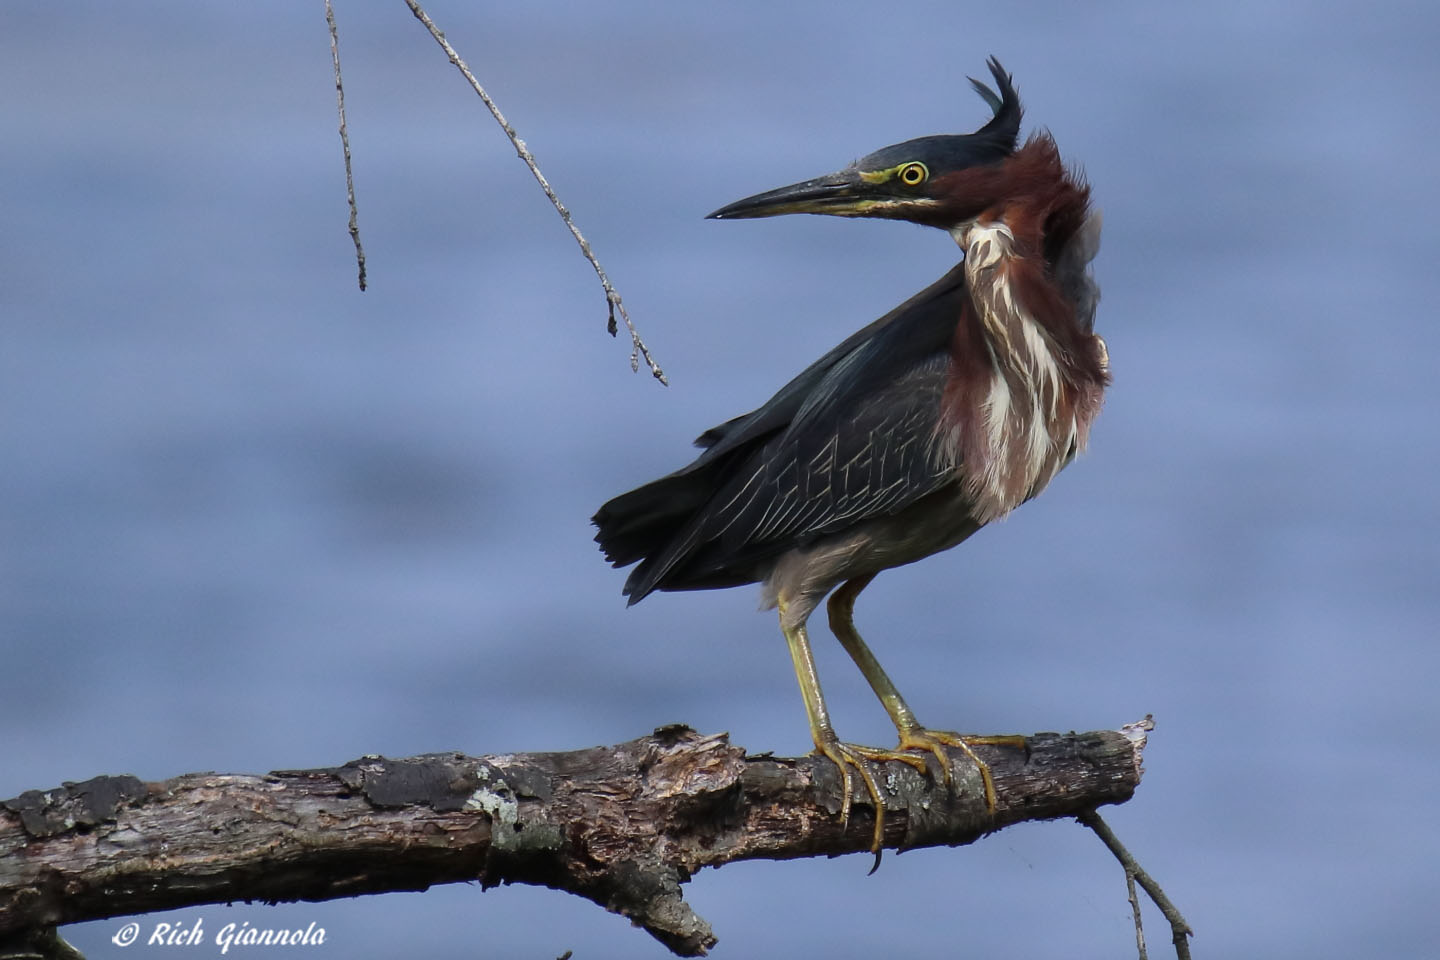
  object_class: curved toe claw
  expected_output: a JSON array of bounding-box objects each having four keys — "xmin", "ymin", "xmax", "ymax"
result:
[
  {"xmin": 814, "ymin": 733, "xmax": 1016, "ymax": 862},
  {"xmin": 813, "ymin": 740, "xmax": 887, "ymax": 853},
  {"xmin": 813, "ymin": 739, "xmax": 937, "ymax": 860},
  {"xmin": 814, "ymin": 730, "xmax": 1028, "ymax": 860},
  {"xmin": 895, "ymin": 728, "xmax": 1029, "ymax": 812}
]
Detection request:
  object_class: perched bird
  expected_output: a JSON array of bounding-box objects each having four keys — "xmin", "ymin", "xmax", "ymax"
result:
[{"xmin": 593, "ymin": 58, "xmax": 1108, "ymax": 856}]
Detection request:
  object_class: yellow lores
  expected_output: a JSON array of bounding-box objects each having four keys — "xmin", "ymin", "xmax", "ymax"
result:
[{"xmin": 859, "ymin": 160, "xmax": 929, "ymax": 186}]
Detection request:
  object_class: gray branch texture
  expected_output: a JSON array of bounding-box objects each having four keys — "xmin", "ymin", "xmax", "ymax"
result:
[{"xmin": 0, "ymin": 723, "xmax": 1146, "ymax": 956}]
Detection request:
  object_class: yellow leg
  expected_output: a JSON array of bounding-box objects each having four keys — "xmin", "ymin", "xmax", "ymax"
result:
[
  {"xmin": 780, "ymin": 600, "xmax": 926, "ymax": 860},
  {"xmin": 826, "ymin": 576, "xmax": 1027, "ymax": 812}
]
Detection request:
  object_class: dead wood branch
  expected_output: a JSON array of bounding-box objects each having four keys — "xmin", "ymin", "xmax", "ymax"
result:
[{"xmin": 1, "ymin": 723, "xmax": 1145, "ymax": 957}]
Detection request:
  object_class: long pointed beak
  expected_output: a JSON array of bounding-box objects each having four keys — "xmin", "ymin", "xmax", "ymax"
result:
[{"xmin": 706, "ymin": 170, "xmax": 869, "ymax": 220}]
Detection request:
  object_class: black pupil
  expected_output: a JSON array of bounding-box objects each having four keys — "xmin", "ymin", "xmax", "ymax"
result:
[{"xmin": 905, "ymin": 166, "xmax": 921, "ymax": 183}]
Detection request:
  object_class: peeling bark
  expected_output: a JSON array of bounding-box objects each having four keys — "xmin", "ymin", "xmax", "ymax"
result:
[{"xmin": 0, "ymin": 722, "xmax": 1148, "ymax": 957}]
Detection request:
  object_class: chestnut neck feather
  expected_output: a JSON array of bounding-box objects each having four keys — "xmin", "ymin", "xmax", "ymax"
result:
[{"xmin": 933, "ymin": 135, "xmax": 1109, "ymax": 522}]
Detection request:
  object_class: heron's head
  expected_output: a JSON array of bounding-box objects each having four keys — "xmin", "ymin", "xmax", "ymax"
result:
[{"xmin": 707, "ymin": 57, "xmax": 1023, "ymax": 231}]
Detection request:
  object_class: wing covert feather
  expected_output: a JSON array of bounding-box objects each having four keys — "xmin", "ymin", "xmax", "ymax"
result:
[{"xmin": 707, "ymin": 353, "xmax": 953, "ymax": 553}]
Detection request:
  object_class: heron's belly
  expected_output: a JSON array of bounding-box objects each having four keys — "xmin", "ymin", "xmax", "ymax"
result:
[{"xmin": 761, "ymin": 486, "xmax": 980, "ymax": 624}]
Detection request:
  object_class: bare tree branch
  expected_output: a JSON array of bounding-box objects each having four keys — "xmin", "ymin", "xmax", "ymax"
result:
[
  {"xmin": 402, "ymin": 0, "xmax": 666, "ymax": 384},
  {"xmin": 1079, "ymin": 797, "xmax": 1194, "ymax": 960},
  {"xmin": 325, "ymin": 0, "xmax": 366, "ymax": 291},
  {"xmin": 1128, "ymin": 869, "xmax": 1150, "ymax": 959},
  {"xmin": 1, "ymin": 724, "xmax": 1146, "ymax": 957}
]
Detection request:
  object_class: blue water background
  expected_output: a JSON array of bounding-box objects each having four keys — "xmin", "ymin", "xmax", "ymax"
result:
[{"xmin": 3, "ymin": 3, "xmax": 1438, "ymax": 957}]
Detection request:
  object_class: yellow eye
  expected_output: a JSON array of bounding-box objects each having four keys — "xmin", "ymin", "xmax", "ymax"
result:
[{"xmin": 899, "ymin": 162, "xmax": 928, "ymax": 186}]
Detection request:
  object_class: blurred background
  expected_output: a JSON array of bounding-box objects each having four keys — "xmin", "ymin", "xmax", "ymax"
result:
[{"xmin": 3, "ymin": 2, "xmax": 1438, "ymax": 957}]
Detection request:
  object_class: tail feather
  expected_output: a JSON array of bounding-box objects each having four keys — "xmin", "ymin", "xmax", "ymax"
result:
[{"xmin": 593, "ymin": 471, "xmax": 713, "ymax": 571}]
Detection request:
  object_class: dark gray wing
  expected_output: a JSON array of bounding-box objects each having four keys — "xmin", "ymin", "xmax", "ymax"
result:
[
  {"xmin": 687, "ymin": 261, "xmax": 968, "ymax": 465},
  {"xmin": 708, "ymin": 353, "xmax": 951, "ymax": 555},
  {"xmin": 616, "ymin": 264, "xmax": 972, "ymax": 600}
]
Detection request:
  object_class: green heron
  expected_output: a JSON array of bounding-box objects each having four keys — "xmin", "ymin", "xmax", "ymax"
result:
[{"xmin": 594, "ymin": 58, "xmax": 1108, "ymax": 856}]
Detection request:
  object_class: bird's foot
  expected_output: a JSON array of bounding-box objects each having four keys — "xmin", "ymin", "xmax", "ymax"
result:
[
  {"xmin": 811, "ymin": 731, "xmax": 1025, "ymax": 869},
  {"xmin": 812, "ymin": 738, "xmax": 929, "ymax": 863},
  {"xmin": 894, "ymin": 727, "xmax": 1029, "ymax": 812}
]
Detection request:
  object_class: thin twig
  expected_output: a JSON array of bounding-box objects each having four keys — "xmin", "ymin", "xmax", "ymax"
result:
[
  {"xmin": 1126, "ymin": 870, "xmax": 1149, "ymax": 960},
  {"xmin": 402, "ymin": 0, "xmax": 666, "ymax": 385},
  {"xmin": 325, "ymin": 0, "xmax": 367, "ymax": 291},
  {"xmin": 1078, "ymin": 810, "xmax": 1193, "ymax": 960}
]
